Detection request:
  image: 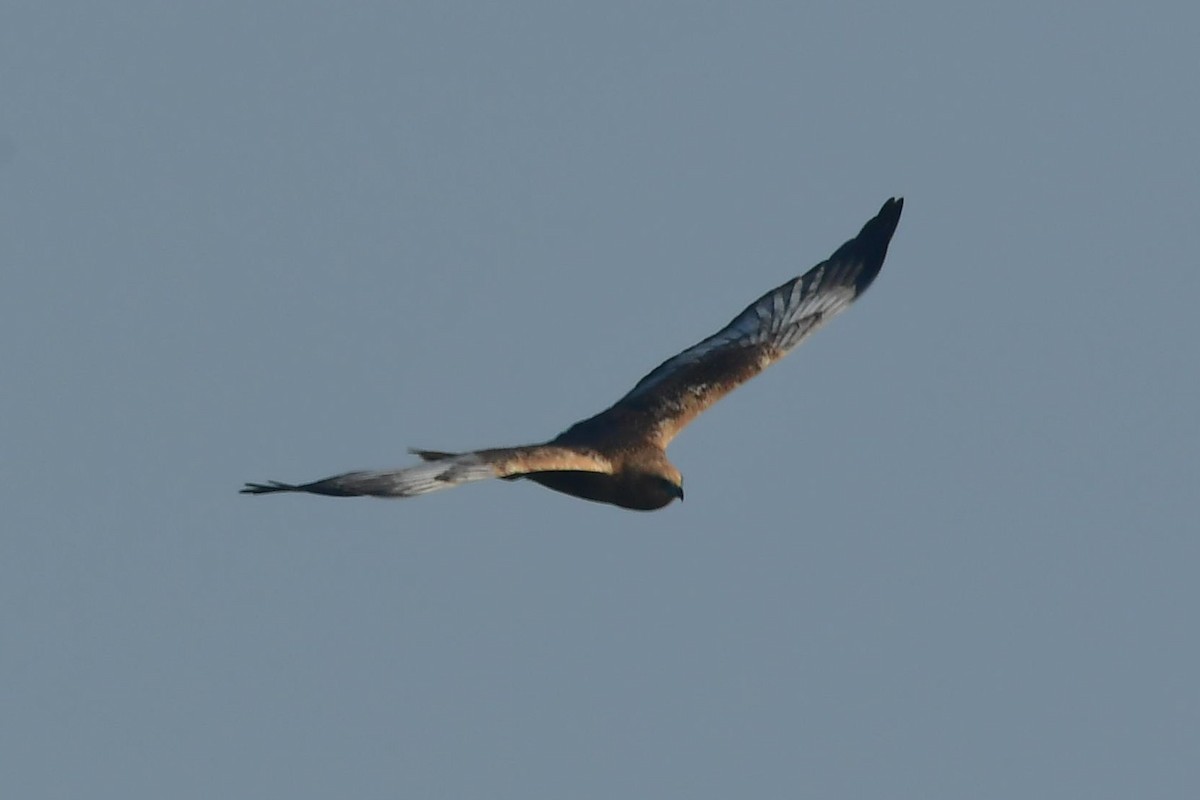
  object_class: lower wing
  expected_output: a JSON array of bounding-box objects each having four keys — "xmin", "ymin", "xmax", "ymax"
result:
[{"xmin": 240, "ymin": 446, "xmax": 613, "ymax": 499}]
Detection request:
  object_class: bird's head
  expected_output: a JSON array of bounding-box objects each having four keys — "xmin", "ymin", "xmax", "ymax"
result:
[
  {"xmin": 656, "ymin": 473, "xmax": 685, "ymax": 504},
  {"xmin": 611, "ymin": 462, "xmax": 685, "ymax": 511},
  {"xmin": 643, "ymin": 465, "xmax": 684, "ymax": 509}
]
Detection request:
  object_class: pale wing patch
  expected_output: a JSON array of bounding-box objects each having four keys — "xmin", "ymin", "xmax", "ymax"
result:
[{"xmin": 619, "ymin": 269, "xmax": 859, "ymax": 405}]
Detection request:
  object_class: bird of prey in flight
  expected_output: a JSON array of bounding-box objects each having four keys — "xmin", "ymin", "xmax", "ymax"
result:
[{"xmin": 242, "ymin": 197, "xmax": 903, "ymax": 510}]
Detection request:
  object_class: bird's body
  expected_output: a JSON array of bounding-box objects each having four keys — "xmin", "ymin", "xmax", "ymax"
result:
[{"xmin": 243, "ymin": 198, "xmax": 903, "ymax": 510}]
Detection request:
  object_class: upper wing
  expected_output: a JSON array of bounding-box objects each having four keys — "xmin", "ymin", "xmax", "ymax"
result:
[
  {"xmin": 241, "ymin": 445, "xmax": 613, "ymax": 498},
  {"xmin": 560, "ymin": 197, "xmax": 903, "ymax": 450}
]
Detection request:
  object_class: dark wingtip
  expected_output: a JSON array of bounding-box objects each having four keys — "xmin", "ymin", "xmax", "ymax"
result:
[
  {"xmin": 240, "ymin": 481, "xmax": 297, "ymax": 495},
  {"xmin": 867, "ymin": 196, "xmax": 904, "ymax": 242},
  {"xmin": 834, "ymin": 196, "xmax": 904, "ymax": 295}
]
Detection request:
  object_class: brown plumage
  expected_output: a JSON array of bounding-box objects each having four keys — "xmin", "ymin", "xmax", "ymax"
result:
[{"xmin": 242, "ymin": 197, "xmax": 903, "ymax": 510}]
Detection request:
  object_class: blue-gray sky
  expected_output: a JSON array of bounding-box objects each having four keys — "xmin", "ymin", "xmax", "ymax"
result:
[{"xmin": 3, "ymin": 2, "xmax": 1197, "ymax": 797}]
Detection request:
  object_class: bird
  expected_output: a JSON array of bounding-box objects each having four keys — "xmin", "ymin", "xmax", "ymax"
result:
[{"xmin": 242, "ymin": 197, "xmax": 903, "ymax": 511}]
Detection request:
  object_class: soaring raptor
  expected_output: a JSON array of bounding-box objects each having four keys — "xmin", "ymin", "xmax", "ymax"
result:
[{"xmin": 243, "ymin": 198, "xmax": 903, "ymax": 510}]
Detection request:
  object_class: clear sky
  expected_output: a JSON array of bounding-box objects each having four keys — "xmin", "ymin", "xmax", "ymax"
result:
[{"xmin": 3, "ymin": 2, "xmax": 1197, "ymax": 798}]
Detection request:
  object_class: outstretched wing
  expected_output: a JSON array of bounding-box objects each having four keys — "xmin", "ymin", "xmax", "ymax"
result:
[
  {"xmin": 241, "ymin": 445, "xmax": 613, "ymax": 498},
  {"xmin": 562, "ymin": 197, "xmax": 903, "ymax": 450}
]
